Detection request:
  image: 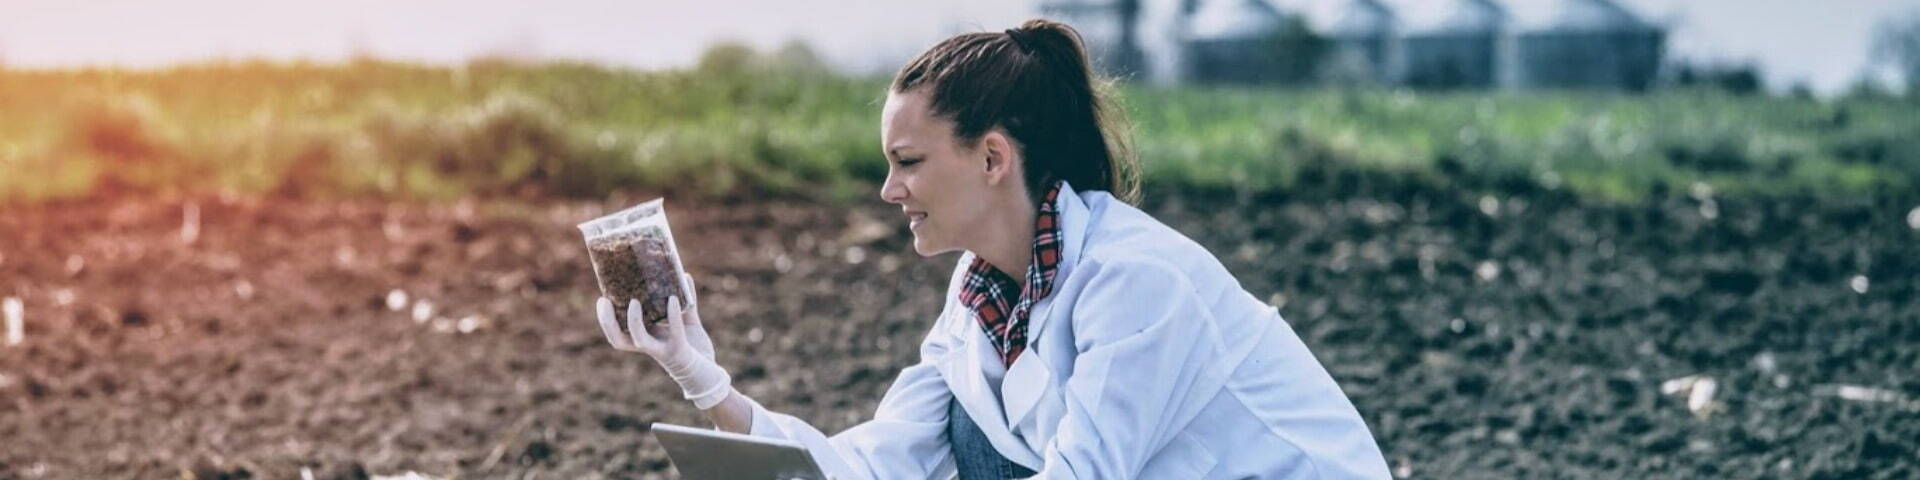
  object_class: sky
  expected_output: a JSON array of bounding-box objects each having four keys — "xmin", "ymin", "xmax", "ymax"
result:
[{"xmin": 1, "ymin": 0, "xmax": 1915, "ymax": 94}]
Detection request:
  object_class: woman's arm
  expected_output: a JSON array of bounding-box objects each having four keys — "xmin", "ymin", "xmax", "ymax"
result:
[
  {"xmin": 736, "ymin": 355, "xmax": 958, "ymax": 480},
  {"xmin": 588, "ymin": 273, "xmax": 967, "ymax": 480},
  {"xmin": 717, "ymin": 296, "xmax": 970, "ymax": 480},
  {"xmin": 703, "ymin": 388, "xmax": 753, "ymax": 433}
]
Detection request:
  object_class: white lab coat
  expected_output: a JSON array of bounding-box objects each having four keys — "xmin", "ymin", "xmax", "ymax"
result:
[{"xmin": 742, "ymin": 182, "xmax": 1391, "ymax": 479}]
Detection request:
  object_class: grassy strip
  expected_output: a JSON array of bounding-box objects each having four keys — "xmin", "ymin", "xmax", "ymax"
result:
[{"xmin": 1, "ymin": 59, "xmax": 1914, "ymax": 204}]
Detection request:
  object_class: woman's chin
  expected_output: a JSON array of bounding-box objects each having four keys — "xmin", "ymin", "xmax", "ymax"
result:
[{"xmin": 909, "ymin": 237, "xmax": 945, "ymax": 257}]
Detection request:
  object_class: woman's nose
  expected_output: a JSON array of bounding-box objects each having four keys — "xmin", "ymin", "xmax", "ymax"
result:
[{"xmin": 879, "ymin": 172, "xmax": 907, "ymax": 204}]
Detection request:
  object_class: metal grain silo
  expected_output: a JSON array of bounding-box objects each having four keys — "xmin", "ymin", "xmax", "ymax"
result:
[
  {"xmin": 1510, "ymin": 0, "xmax": 1665, "ymax": 90},
  {"xmin": 1183, "ymin": 0, "xmax": 1310, "ymax": 85},
  {"xmin": 1399, "ymin": 0, "xmax": 1506, "ymax": 89},
  {"xmin": 1325, "ymin": 0, "xmax": 1401, "ymax": 84}
]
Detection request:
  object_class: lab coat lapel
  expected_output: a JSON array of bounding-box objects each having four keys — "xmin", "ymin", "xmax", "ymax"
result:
[
  {"xmin": 999, "ymin": 347, "xmax": 1052, "ymax": 434},
  {"xmin": 936, "ymin": 304, "xmax": 1046, "ymax": 470}
]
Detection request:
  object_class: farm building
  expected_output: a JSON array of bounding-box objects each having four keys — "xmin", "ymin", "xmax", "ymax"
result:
[
  {"xmin": 1507, "ymin": 0, "xmax": 1666, "ymax": 90},
  {"xmin": 1181, "ymin": 0, "xmax": 1314, "ymax": 84},
  {"xmin": 1397, "ymin": 0, "xmax": 1505, "ymax": 89},
  {"xmin": 1323, "ymin": 0, "xmax": 1399, "ymax": 84},
  {"xmin": 1033, "ymin": 0, "xmax": 1667, "ymax": 90}
]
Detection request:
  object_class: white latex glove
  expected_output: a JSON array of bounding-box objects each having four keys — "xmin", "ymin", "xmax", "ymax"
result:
[
  {"xmin": 679, "ymin": 273, "xmax": 715, "ymax": 362},
  {"xmin": 595, "ymin": 294, "xmax": 732, "ymax": 410}
]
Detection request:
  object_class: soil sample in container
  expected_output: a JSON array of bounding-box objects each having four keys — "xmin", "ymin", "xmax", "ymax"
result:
[{"xmin": 579, "ymin": 199, "xmax": 692, "ymax": 331}]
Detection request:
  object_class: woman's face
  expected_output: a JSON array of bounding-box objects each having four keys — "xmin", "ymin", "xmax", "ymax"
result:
[{"xmin": 878, "ymin": 89, "xmax": 998, "ymax": 257}]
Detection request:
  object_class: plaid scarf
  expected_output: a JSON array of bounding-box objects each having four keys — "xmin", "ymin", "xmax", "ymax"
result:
[{"xmin": 957, "ymin": 181, "xmax": 1066, "ymax": 367}]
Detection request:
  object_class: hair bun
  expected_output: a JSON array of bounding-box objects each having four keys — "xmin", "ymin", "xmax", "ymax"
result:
[{"xmin": 1004, "ymin": 28, "xmax": 1033, "ymax": 53}]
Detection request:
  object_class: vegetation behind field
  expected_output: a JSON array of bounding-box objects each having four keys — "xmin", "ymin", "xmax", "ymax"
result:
[{"xmin": 2, "ymin": 46, "xmax": 1915, "ymax": 205}]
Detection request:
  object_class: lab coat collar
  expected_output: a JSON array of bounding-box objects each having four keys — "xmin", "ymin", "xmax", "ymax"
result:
[
  {"xmin": 1000, "ymin": 181, "xmax": 1089, "ymax": 429},
  {"xmin": 1020, "ymin": 180, "xmax": 1089, "ymax": 354}
]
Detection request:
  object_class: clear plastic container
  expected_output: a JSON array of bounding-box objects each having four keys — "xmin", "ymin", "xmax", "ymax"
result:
[{"xmin": 578, "ymin": 198, "xmax": 693, "ymax": 331}]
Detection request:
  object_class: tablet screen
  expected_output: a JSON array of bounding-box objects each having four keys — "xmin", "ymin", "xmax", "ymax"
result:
[{"xmin": 651, "ymin": 422, "xmax": 829, "ymax": 480}]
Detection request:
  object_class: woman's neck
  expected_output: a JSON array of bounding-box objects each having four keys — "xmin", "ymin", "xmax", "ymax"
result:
[{"xmin": 974, "ymin": 195, "xmax": 1038, "ymax": 287}]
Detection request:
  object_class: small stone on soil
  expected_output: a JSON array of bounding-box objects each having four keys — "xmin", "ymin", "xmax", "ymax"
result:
[
  {"xmin": 456, "ymin": 315, "xmax": 485, "ymax": 334},
  {"xmin": 3, "ymin": 297, "xmax": 21, "ymax": 346},
  {"xmin": 412, "ymin": 300, "xmax": 435, "ymax": 323},
  {"xmin": 1660, "ymin": 375, "xmax": 1719, "ymax": 418},
  {"xmin": 1475, "ymin": 261, "xmax": 1501, "ymax": 282},
  {"xmin": 386, "ymin": 289, "xmax": 409, "ymax": 311},
  {"xmin": 1828, "ymin": 385, "xmax": 1914, "ymax": 407}
]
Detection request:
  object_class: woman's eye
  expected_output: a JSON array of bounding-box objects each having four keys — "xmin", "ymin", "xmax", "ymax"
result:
[{"xmin": 897, "ymin": 158, "xmax": 922, "ymax": 167}]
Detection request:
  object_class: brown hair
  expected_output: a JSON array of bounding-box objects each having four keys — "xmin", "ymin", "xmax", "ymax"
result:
[{"xmin": 890, "ymin": 19, "xmax": 1140, "ymax": 205}]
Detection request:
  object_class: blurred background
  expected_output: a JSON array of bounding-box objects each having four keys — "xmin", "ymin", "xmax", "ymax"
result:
[{"xmin": 1, "ymin": 0, "xmax": 1917, "ymax": 478}]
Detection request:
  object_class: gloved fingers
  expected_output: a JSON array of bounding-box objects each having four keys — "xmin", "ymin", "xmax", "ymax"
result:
[
  {"xmin": 595, "ymin": 297, "xmax": 637, "ymax": 351},
  {"xmin": 681, "ymin": 273, "xmax": 698, "ymax": 309},
  {"xmin": 683, "ymin": 301, "xmax": 703, "ymax": 330},
  {"xmin": 627, "ymin": 299, "xmax": 667, "ymax": 353},
  {"xmin": 680, "ymin": 273, "xmax": 703, "ymax": 327},
  {"xmin": 665, "ymin": 296, "xmax": 690, "ymax": 343}
]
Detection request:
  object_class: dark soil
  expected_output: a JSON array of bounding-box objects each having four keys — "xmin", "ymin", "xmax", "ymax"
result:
[
  {"xmin": 1, "ymin": 184, "xmax": 1915, "ymax": 479},
  {"xmin": 587, "ymin": 226, "xmax": 688, "ymax": 330}
]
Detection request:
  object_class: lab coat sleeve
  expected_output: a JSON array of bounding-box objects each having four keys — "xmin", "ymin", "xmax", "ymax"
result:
[
  {"xmin": 1032, "ymin": 257, "xmax": 1234, "ymax": 479},
  {"xmin": 741, "ymin": 313, "xmax": 960, "ymax": 480}
]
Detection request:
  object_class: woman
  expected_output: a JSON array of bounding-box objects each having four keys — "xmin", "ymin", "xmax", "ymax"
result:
[{"xmin": 593, "ymin": 19, "xmax": 1391, "ymax": 480}]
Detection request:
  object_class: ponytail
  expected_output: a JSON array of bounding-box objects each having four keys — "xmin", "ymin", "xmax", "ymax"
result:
[{"xmin": 891, "ymin": 19, "xmax": 1140, "ymax": 205}]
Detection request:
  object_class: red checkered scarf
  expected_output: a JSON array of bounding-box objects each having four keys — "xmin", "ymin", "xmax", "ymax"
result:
[{"xmin": 958, "ymin": 181, "xmax": 1066, "ymax": 367}]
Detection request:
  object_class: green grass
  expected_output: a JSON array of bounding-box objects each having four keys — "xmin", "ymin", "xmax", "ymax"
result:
[
  {"xmin": 1, "ymin": 54, "xmax": 1915, "ymax": 205},
  {"xmin": 1125, "ymin": 86, "xmax": 1918, "ymax": 202}
]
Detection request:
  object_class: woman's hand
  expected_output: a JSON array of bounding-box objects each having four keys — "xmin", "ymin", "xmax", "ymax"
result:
[
  {"xmin": 594, "ymin": 276, "xmax": 731, "ymax": 410},
  {"xmin": 678, "ymin": 273, "xmax": 715, "ymax": 362},
  {"xmin": 594, "ymin": 273, "xmax": 713, "ymax": 360}
]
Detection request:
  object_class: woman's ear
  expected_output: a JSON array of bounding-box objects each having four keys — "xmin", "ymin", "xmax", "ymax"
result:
[{"xmin": 979, "ymin": 129, "xmax": 1020, "ymax": 187}]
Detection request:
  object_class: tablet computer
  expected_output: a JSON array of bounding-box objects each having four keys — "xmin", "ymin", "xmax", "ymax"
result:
[{"xmin": 651, "ymin": 422, "xmax": 830, "ymax": 480}]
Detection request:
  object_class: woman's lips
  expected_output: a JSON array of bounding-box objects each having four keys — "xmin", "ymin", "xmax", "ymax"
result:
[{"xmin": 907, "ymin": 212, "xmax": 927, "ymax": 230}]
